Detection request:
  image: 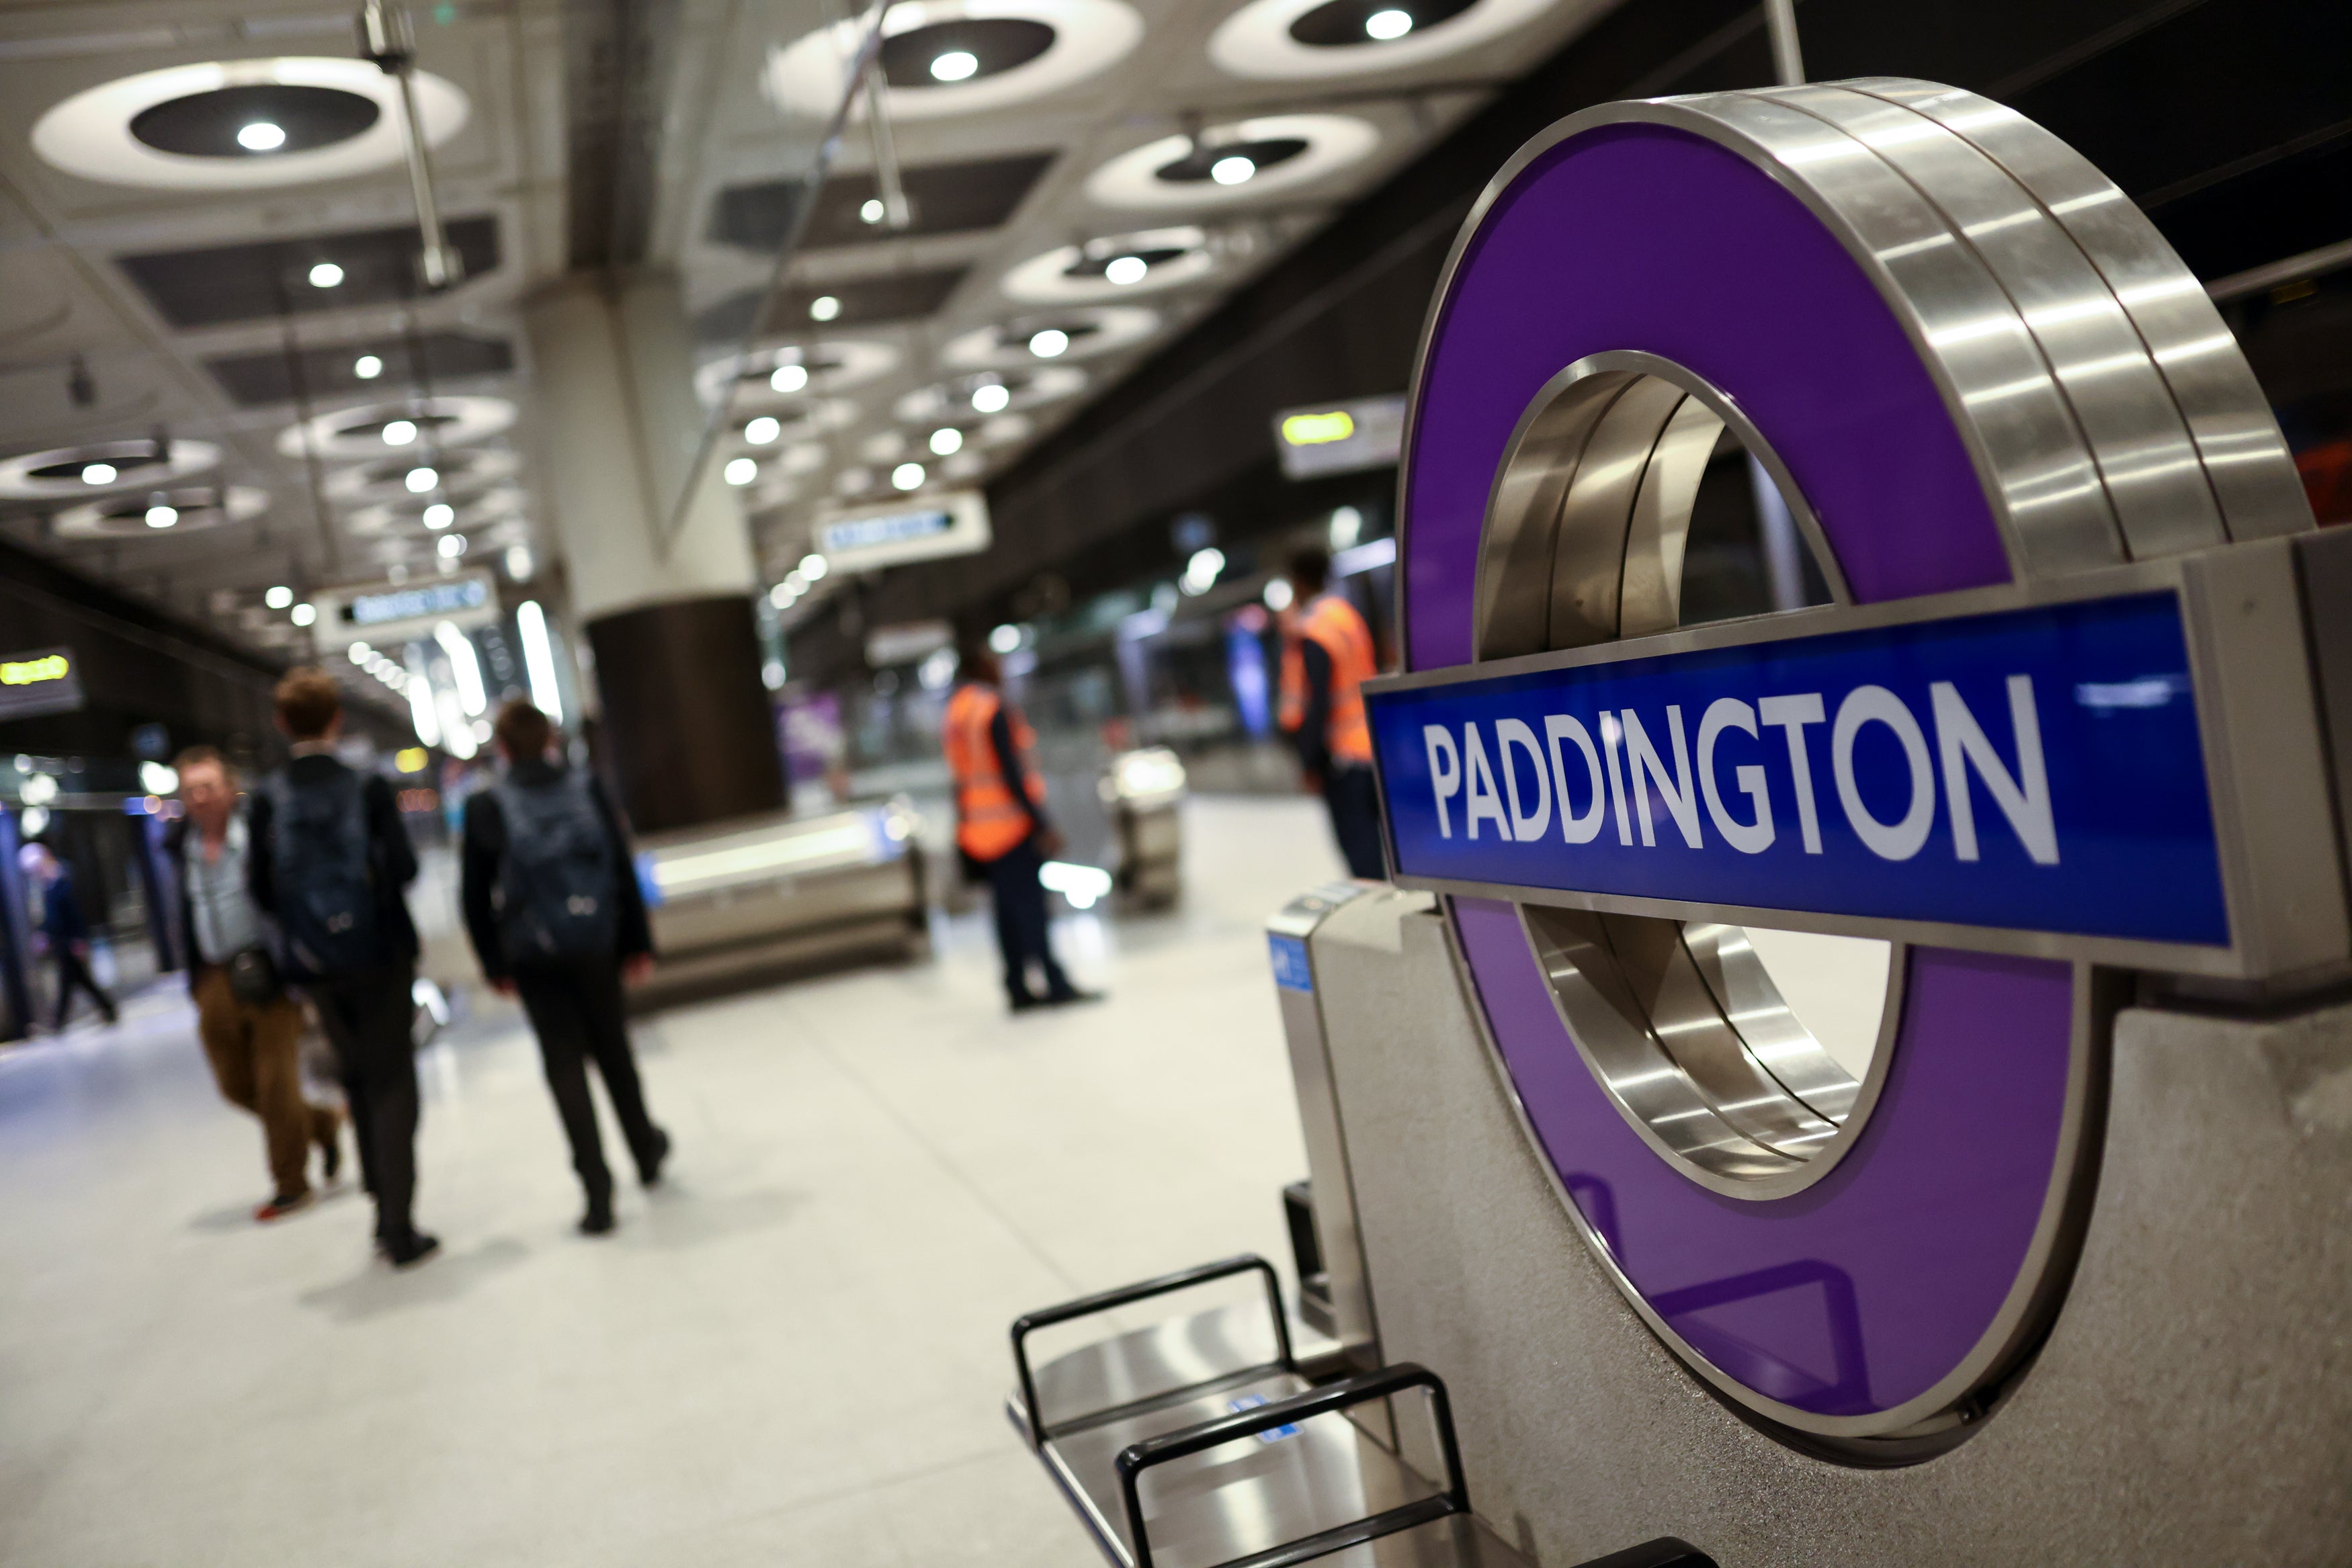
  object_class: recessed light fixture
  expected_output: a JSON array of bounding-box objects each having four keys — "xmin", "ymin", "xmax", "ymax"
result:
[
  {"xmin": 405, "ymin": 466, "xmax": 437, "ymax": 493},
  {"xmin": 353, "ymin": 354, "xmax": 383, "ymax": 380},
  {"xmin": 144, "ymin": 504, "xmax": 178, "ymax": 528},
  {"xmin": 860, "ymin": 198, "xmax": 886, "ymax": 224},
  {"xmin": 770, "ymin": 363, "xmax": 810, "ymax": 393},
  {"xmin": 800, "ymin": 553, "xmax": 829, "ymax": 580},
  {"xmin": 1103, "ymin": 254, "xmax": 1149, "ymax": 286},
  {"xmin": 1364, "ymin": 7, "xmax": 1413, "ymax": 38},
  {"xmin": 929, "ymin": 49, "xmax": 979, "ymax": 81},
  {"xmin": 505, "ymin": 544, "xmax": 532, "ymax": 580},
  {"xmin": 290, "ymin": 601, "xmax": 318, "ymax": 626},
  {"xmin": 989, "ymin": 622, "xmax": 1023, "ymax": 654},
  {"xmin": 971, "ymin": 381, "xmax": 1011, "ymax": 414},
  {"xmin": 80, "ymin": 462, "xmax": 118, "ymax": 485},
  {"xmin": 237, "ymin": 121, "xmax": 287, "ymax": 152},
  {"xmin": 745, "ymin": 416, "xmax": 782, "ymax": 445},
  {"xmin": 1028, "ymin": 328, "xmax": 1070, "ymax": 357},
  {"xmin": 437, "ymin": 532, "xmax": 466, "ymax": 558},
  {"xmin": 929, "ymin": 427, "xmax": 963, "ymax": 455},
  {"xmin": 308, "ymin": 261, "xmax": 344, "ymax": 288},
  {"xmin": 891, "ymin": 461, "xmax": 925, "ymax": 490},
  {"xmin": 381, "ymin": 419, "xmax": 417, "ymax": 446},
  {"xmin": 810, "ymin": 295, "xmax": 842, "ymax": 322},
  {"xmin": 265, "ymin": 584, "xmax": 294, "ymax": 609},
  {"xmin": 421, "ymin": 502, "xmax": 454, "ymax": 529},
  {"xmin": 1210, "ymin": 155, "xmax": 1255, "ymax": 186},
  {"xmin": 724, "ymin": 457, "xmax": 759, "ymax": 486}
]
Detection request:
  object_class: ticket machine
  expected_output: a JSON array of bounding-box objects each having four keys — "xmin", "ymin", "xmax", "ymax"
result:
[{"xmin": 1012, "ymin": 79, "xmax": 2352, "ymax": 1565}]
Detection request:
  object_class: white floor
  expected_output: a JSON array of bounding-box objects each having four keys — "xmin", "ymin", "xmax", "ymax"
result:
[{"xmin": 0, "ymin": 797, "xmax": 1349, "ymax": 1567}]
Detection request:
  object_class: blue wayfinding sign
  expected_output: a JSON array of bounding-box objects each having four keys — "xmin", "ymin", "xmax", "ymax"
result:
[{"xmin": 1366, "ymin": 592, "xmax": 2228, "ymax": 947}]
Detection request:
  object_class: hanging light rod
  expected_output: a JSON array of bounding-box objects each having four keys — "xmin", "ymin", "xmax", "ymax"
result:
[{"xmin": 357, "ymin": 0, "xmax": 464, "ymax": 291}]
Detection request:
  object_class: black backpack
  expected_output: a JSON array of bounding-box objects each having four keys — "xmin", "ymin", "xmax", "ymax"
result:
[
  {"xmin": 268, "ymin": 770, "xmax": 384, "ymax": 977},
  {"xmin": 495, "ymin": 772, "xmax": 618, "ymax": 962}
]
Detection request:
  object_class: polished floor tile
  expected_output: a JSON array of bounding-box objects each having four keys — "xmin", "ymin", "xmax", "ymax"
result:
[{"xmin": 0, "ymin": 797, "xmax": 1348, "ymax": 1566}]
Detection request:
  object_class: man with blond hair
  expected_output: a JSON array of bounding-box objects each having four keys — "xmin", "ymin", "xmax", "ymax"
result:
[
  {"xmin": 170, "ymin": 745, "xmax": 342, "ymax": 1221},
  {"xmin": 247, "ymin": 668, "xmax": 436, "ymax": 1267}
]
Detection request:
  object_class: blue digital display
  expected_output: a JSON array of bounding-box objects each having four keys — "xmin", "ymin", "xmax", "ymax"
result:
[
  {"xmin": 1367, "ymin": 592, "xmax": 2228, "ymax": 947},
  {"xmin": 1268, "ymin": 933, "xmax": 1314, "ymax": 992}
]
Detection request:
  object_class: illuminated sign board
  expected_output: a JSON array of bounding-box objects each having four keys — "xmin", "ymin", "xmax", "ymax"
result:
[
  {"xmin": 311, "ymin": 569, "xmax": 499, "ymax": 650},
  {"xmin": 0, "ymin": 647, "xmax": 84, "ymax": 720},
  {"xmin": 814, "ymin": 492, "xmax": 991, "ymax": 574},
  {"xmin": 1273, "ymin": 393, "xmax": 1406, "ymax": 480}
]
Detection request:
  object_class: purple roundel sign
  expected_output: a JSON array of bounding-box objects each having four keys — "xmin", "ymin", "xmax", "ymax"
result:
[{"xmin": 1388, "ymin": 81, "xmax": 2316, "ymax": 1452}]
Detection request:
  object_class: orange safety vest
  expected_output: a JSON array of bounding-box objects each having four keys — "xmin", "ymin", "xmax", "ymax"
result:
[
  {"xmin": 943, "ymin": 682, "xmax": 1045, "ymax": 861},
  {"xmin": 1277, "ymin": 592, "xmax": 1376, "ymax": 765}
]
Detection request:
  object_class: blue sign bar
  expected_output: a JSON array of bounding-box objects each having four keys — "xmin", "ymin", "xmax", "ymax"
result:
[{"xmin": 1366, "ymin": 592, "xmax": 2228, "ymax": 947}]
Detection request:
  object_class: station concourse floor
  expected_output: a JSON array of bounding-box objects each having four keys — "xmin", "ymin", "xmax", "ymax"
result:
[{"xmin": 0, "ymin": 797, "xmax": 1350, "ymax": 1567}]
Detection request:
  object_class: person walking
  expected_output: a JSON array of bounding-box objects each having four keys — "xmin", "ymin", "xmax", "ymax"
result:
[
  {"xmin": 943, "ymin": 641, "xmax": 1099, "ymax": 1013},
  {"xmin": 1279, "ymin": 547, "xmax": 1387, "ymax": 881},
  {"xmin": 19, "ymin": 842, "xmax": 118, "ymax": 1029},
  {"xmin": 170, "ymin": 748, "xmax": 343, "ymax": 1221},
  {"xmin": 247, "ymin": 669, "xmax": 437, "ymax": 1268},
  {"xmin": 460, "ymin": 700, "xmax": 668, "ymax": 1236}
]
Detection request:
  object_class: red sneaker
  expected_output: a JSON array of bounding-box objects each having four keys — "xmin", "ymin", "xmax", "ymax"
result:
[{"xmin": 253, "ymin": 1191, "xmax": 314, "ymax": 1223}]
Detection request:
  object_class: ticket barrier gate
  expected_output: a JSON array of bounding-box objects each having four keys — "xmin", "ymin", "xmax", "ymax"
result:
[{"xmin": 1007, "ymin": 1255, "xmax": 1712, "ymax": 1568}]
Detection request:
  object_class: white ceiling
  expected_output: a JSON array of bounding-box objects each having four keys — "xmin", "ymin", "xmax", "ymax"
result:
[{"xmin": 0, "ymin": 0, "xmax": 1611, "ymax": 658}]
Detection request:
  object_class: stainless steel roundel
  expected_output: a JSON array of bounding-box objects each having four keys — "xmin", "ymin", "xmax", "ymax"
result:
[{"xmin": 1398, "ymin": 79, "xmax": 2314, "ymax": 1457}]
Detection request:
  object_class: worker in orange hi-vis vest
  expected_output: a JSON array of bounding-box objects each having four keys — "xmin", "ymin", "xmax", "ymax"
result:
[
  {"xmin": 1278, "ymin": 546, "xmax": 1387, "ymax": 881},
  {"xmin": 943, "ymin": 639, "xmax": 1102, "ymax": 1012}
]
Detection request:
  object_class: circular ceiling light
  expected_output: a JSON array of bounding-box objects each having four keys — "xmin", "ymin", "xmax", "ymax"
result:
[
  {"xmin": 745, "ymin": 416, "xmax": 782, "ymax": 445},
  {"xmin": 942, "ymin": 307, "xmax": 1158, "ymax": 370},
  {"xmin": 894, "ymin": 367, "xmax": 1087, "ymax": 423},
  {"xmin": 324, "ymin": 447, "xmax": 519, "ymax": 505},
  {"xmin": 343, "ymin": 486, "xmax": 525, "ymax": 535},
  {"xmin": 766, "ymin": 0, "xmax": 1142, "ymax": 123},
  {"xmin": 891, "ymin": 462, "xmax": 927, "ymax": 491},
  {"xmin": 0, "ymin": 437, "xmax": 221, "ymax": 500},
  {"xmin": 1207, "ymin": 0, "xmax": 1550, "ymax": 78},
  {"xmin": 51, "ymin": 484, "xmax": 267, "ymax": 541},
  {"xmin": 308, "ymin": 261, "xmax": 344, "ymax": 288},
  {"xmin": 34, "ymin": 58, "xmax": 467, "ymax": 191},
  {"xmin": 1002, "ymin": 225, "xmax": 1219, "ymax": 302},
  {"xmin": 694, "ymin": 339, "xmax": 900, "ymax": 406},
  {"xmin": 279, "ymin": 396, "xmax": 517, "ymax": 462},
  {"xmin": 1086, "ymin": 113, "xmax": 1379, "ymax": 208}
]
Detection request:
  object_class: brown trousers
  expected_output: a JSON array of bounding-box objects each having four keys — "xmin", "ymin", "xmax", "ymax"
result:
[{"xmin": 194, "ymin": 967, "xmax": 336, "ymax": 1199}]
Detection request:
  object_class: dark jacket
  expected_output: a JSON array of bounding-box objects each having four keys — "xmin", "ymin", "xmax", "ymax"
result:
[
  {"xmin": 1294, "ymin": 638, "xmax": 1337, "ymax": 781},
  {"xmin": 38, "ymin": 868, "xmax": 90, "ymax": 948},
  {"xmin": 246, "ymin": 752, "xmax": 421, "ymax": 969},
  {"xmin": 161, "ymin": 816, "xmax": 208, "ymax": 992},
  {"xmin": 458, "ymin": 758, "xmax": 653, "ymax": 982}
]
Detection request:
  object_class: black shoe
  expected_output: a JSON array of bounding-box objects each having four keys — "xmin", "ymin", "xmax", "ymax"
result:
[
  {"xmin": 1009, "ymin": 992, "xmax": 1044, "ymax": 1013},
  {"xmin": 579, "ymin": 1194, "xmax": 616, "ymax": 1235},
  {"xmin": 638, "ymin": 1127, "xmax": 671, "ymax": 1188},
  {"xmin": 319, "ymin": 1128, "xmax": 342, "ymax": 1185},
  {"xmin": 1041, "ymin": 988, "xmax": 1105, "ymax": 1008},
  {"xmin": 384, "ymin": 1230, "xmax": 439, "ymax": 1268}
]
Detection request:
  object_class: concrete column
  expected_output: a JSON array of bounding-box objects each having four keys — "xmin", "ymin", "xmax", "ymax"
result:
[{"xmin": 525, "ymin": 274, "xmax": 783, "ymax": 834}]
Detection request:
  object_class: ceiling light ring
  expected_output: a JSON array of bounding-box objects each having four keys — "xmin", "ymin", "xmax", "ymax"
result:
[
  {"xmin": 322, "ymin": 447, "xmax": 520, "ymax": 505},
  {"xmin": 31, "ymin": 57, "xmax": 469, "ymax": 191},
  {"xmin": 0, "ymin": 438, "xmax": 222, "ymax": 500},
  {"xmin": 51, "ymin": 484, "xmax": 267, "ymax": 539},
  {"xmin": 1206, "ymin": 0, "xmax": 1552, "ymax": 79},
  {"xmin": 941, "ymin": 306, "xmax": 1159, "ymax": 370},
  {"xmin": 277, "ymin": 394, "xmax": 517, "ymax": 462},
  {"xmin": 693, "ymin": 339, "xmax": 901, "ymax": 406},
  {"xmin": 766, "ymin": 0, "xmax": 1142, "ymax": 124},
  {"xmin": 892, "ymin": 365, "xmax": 1087, "ymax": 423},
  {"xmin": 1001, "ymin": 225, "xmax": 1216, "ymax": 302},
  {"xmin": 1086, "ymin": 112, "xmax": 1380, "ymax": 209}
]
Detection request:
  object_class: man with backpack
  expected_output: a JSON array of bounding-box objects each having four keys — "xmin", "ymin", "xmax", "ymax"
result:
[
  {"xmin": 460, "ymin": 699, "xmax": 667, "ymax": 1236},
  {"xmin": 247, "ymin": 668, "xmax": 437, "ymax": 1268}
]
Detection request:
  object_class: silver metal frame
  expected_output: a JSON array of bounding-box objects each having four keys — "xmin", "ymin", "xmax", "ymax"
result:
[
  {"xmin": 1374, "ymin": 541, "xmax": 2351, "ymax": 984},
  {"xmin": 1379, "ymin": 81, "xmax": 2324, "ymax": 1444},
  {"xmin": 1439, "ymin": 904, "xmax": 2119, "ymax": 1451}
]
